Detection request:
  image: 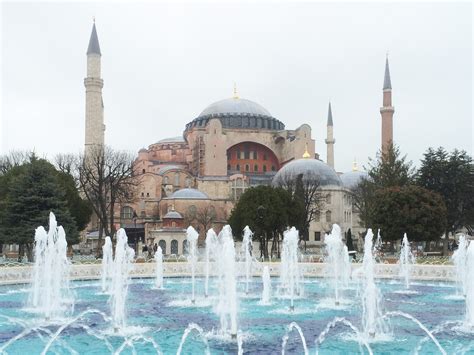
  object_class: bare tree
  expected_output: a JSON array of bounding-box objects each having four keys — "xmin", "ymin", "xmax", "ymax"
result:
[
  {"xmin": 195, "ymin": 205, "xmax": 216, "ymax": 234},
  {"xmin": 274, "ymin": 171, "xmax": 325, "ymax": 246},
  {"xmin": 77, "ymin": 146, "xmax": 138, "ymax": 253},
  {"xmin": 0, "ymin": 150, "xmax": 33, "ymax": 175}
]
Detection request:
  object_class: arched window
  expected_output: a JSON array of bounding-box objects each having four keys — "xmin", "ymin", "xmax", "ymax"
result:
[
  {"xmin": 227, "ymin": 164, "xmax": 231, "ymax": 171},
  {"xmin": 185, "ymin": 177, "xmax": 191, "ymax": 187},
  {"xmin": 183, "ymin": 240, "xmax": 188, "ymax": 254},
  {"xmin": 254, "ymin": 165, "xmax": 258, "ymax": 172},
  {"xmin": 142, "ymin": 169, "xmax": 145, "ymax": 174},
  {"xmin": 121, "ymin": 206, "xmax": 134, "ymax": 220},
  {"xmin": 315, "ymin": 211, "xmax": 320, "ymax": 222},
  {"xmin": 236, "ymin": 164, "xmax": 240, "ymax": 171},
  {"xmin": 271, "ymin": 165, "xmax": 276, "ymax": 171},
  {"xmin": 164, "ymin": 176, "xmax": 169, "ymax": 184},
  {"xmin": 174, "ymin": 173, "xmax": 180, "ymax": 186},
  {"xmin": 326, "ymin": 194, "xmax": 332, "ymax": 204},
  {"xmin": 245, "ymin": 164, "xmax": 250, "ymax": 172},
  {"xmin": 263, "ymin": 165, "xmax": 267, "ymax": 172},
  {"xmin": 171, "ymin": 240, "xmax": 178, "ymax": 255},
  {"xmin": 326, "ymin": 210, "xmax": 332, "ymax": 223},
  {"xmin": 158, "ymin": 240, "xmax": 166, "ymax": 254}
]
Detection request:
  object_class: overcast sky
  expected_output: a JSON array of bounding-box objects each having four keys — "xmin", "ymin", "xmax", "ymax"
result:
[{"xmin": 1, "ymin": 1, "xmax": 472, "ymax": 172}]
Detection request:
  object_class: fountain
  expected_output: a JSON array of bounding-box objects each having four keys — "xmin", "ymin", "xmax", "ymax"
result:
[
  {"xmin": 241, "ymin": 226, "xmax": 253, "ymax": 295},
  {"xmin": 261, "ymin": 266, "xmax": 271, "ymax": 305},
  {"xmin": 452, "ymin": 234, "xmax": 469, "ymax": 296},
  {"xmin": 186, "ymin": 226, "xmax": 199, "ymax": 304},
  {"xmin": 398, "ymin": 233, "xmax": 415, "ymax": 289},
  {"xmin": 204, "ymin": 228, "xmax": 218, "ymax": 298},
  {"xmin": 101, "ymin": 236, "xmax": 113, "ymax": 293},
  {"xmin": 29, "ymin": 212, "xmax": 72, "ymax": 320},
  {"xmin": 109, "ymin": 228, "xmax": 135, "ymax": 332},
  {"xmin": 216, "ymin": 225, "xmax": 238, "ymax": 339},
  {"xmin": 281, "ymin": 227, "xmax": 300, "ymax": 311},
  {"xmin": 361, "ymin": 229, "xmax": 386, "ymax": 338},
  {"xmin": 155, "ymin": 246, "xmax": 163, "ymax": 289},
  {"xmin": 465, "ymin": 242, "xmax": 474, "ymax": 326},
  {"xmin": 324, "ymin": 224, "xmax": 351, "ymax": 305}
]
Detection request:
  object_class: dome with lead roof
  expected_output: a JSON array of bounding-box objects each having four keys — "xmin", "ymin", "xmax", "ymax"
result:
[{"xmin": 272, "ymin": 158, "xmax": 343, "ymax": 187}]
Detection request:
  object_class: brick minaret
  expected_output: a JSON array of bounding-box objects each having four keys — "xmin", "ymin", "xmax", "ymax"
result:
[
  {"xmin": 380, "ymin": 56, "xmax": 394, "ymax": 155},
  {"xmin": 84, "ymin": 21, "xmax": 105, "ymax": 154},
  {"xmin": 325, "ymin": 102, "xmax": 335, "ymax": 168}
]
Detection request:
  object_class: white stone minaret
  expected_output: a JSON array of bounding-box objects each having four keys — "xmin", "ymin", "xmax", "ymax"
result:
[
  {"xmin": 325, "ymin": 102, "xmax": 335, "ymax": 168},
  {"xmin": 84, "ymin": 21, "xmax": 105, "ymax": 153}
]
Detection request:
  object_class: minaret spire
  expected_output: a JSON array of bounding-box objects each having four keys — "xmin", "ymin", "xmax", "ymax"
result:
[
  {"xmin": 84, "ymin": 21, "xmax": 105, "ymax": 154},
  {"xmin": 380, "ymin": 55, "xmax": 395, "ymax": 156},
  {"xmin": 325, "ymin": 102, "xmax": 335, "ymax": 168}
]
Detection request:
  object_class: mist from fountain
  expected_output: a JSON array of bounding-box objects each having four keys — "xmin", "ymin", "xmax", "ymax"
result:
[
  {"xmin": 109, "ymin": 228, "xmax": 135, "ymax": 332},
  {"xmin": 241, "ymin": 226, "xmax": 253, "ymax": 295},
  {"xmin": 261, "ymin": 266, "xmax": 271, "ymax": 305},
  {"xmin": 399, "ymin": 234, "xmax": 415, "ymax": 289},
  {"xmin": 465, "ymin": 242, "xmax": 474, "ymax": 326},
  {"xmin": 281, "ymin": 227, "xmax": 300, "ymax": 311},
  {"xmin": 101, "ymin": 236, "xmax": 113, "ymax": 293},
  {"xmin": 361, "ymin": 229, "xmax": 387, "ymax": 338},
  {"xmin": 29, "ymin": 212, "xmax": 72, "ymax": 320},
  {"xmin": 216, "ymin": 225, "xmax": 238, "ymax": 338},
  {"xmin": 186, "ymin": 226, "xmax": 199, "ymax": 304},
  {"xmin": 452, "ymin": 234, "xmax": 469, "ymax": 296},
  {"xmin": 155, "ymin": 246, "xmax": 163, "ymax": 289},
  {"xmin": 324, "ymin": 224, "xmax": 351, "ymax": 305}
]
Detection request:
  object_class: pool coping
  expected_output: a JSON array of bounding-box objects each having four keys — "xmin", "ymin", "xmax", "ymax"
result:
[{"xmin": 0, "ymin": 262, "xmax": 456, "ymax": 286}]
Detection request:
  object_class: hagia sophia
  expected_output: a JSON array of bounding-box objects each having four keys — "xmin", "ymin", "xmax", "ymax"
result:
[{"xmin": 84, "ymin": 23, "xmax": 394, "ymax": 255}]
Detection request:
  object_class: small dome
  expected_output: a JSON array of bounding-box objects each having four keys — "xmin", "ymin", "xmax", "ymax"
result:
[
  {"xmin": 163, "ymin": 210, "xmax": 183, "ymax": 219},
  {"xmin": 273, "ymin": 159, "xmax": 342, "ymax": 187},
  {"xmin": 167, "ymin": 188, "xmax": 209, "ymax": 200},
  {"xmin": 138, "ymin": 148, "xmax": 148, "ymax": 153},
  {"xmin": 340, "ymin": 170, "xmax": 368, "ymax": 189}
]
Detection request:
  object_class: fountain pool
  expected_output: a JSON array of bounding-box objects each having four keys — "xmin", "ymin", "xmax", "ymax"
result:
[{"xmin": 0, "ymin": 276, "xmax": 472, "ymax": 354}]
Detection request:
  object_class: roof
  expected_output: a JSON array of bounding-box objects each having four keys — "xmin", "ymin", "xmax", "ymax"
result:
[
  {"xmin": 185, "ymin": 96, "xmax": 285, "ymax": 131},
  {"xmin": 157, "ymin": 165, "xmax": 186, "ymax": 175},
  {"xmin": 383, "ymin": 57, "xmax": 392, "ymax": 90},
  {"xmin": 87, "ymin": 23, "xmax": 101, "ymax": 55},
  {"xmin": 163, "ymin": 211, "xmax": 183, "ymax": 219},
  {"xmin": 273, "ymin": 158, "xmax": 343, "ymax": 187},
  {"xmin": 327, "ymin": 102, "xmax": 333, "ymax": 126},
  {"xmin": 155, "ymin": 136, "xmax": 186, "ymax": 144},
  {"xmin": 167, "ymin": 188, "xmax": 209, "ymax": 200}
]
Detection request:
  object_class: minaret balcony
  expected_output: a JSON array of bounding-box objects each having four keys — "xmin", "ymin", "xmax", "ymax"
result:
[{"xmin": 380, "ymin": 106, "xmax": 395, "ymax": 113}]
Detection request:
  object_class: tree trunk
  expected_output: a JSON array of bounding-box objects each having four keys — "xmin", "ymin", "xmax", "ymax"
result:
[
  {"xmin": 26, "ymin": 243, "xmax": 33, "ymax": 262},
  {"xmin": 443, "ymin": 229, "xmax": 450, "ymax": 256}
]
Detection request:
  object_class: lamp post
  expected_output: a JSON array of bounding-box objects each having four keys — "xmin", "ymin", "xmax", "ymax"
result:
[{"xmin": 257, "ymin": 205, "xmax": 266, "ymax": 260}]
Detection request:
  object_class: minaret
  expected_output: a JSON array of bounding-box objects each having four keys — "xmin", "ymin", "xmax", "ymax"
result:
[
  {"xmin": 380, "ymin": 56, "xmax": 395, "ymax": 155},
  {"xmin": 84, "ymin": 21, "xmax": 105, "ymax": 154},
  {"xmin": 325, "ymin": 102, "xmax": 335, "ymax": 168}
]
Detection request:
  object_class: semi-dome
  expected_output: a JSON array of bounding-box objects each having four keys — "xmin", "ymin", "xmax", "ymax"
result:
[
  {"xmin": 340, "ymin": 170, "xmax": 368, "ymax": 189},
  {"xmin": 167, "ymin": 188, "xmax": 209, "ymax": 200},
  {"xmin": 185, "ymin": 97, "xmax": 285, "ymax": 131},
  {"xmin": 272, "ymin": 158, "xmax": 343, "ymax": 187}
]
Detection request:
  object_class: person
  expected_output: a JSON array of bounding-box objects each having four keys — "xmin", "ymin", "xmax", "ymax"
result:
[{"xmin": 154, "ymin": 243, "xmax": 158, "ymax": 253}]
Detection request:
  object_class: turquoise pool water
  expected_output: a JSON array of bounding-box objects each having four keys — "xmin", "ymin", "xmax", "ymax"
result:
[{"xmin": 0, "ymin": 277, "xmax": 472, "ymax": 354}]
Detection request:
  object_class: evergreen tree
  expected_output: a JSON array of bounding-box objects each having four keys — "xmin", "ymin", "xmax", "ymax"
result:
[
  {"xmin": 417, "ymin": 147, "xmax": 474, "ymax": 254},
  {"xmin": 0, "ymin": 157, "xmax": 79, "ymax": 260}
]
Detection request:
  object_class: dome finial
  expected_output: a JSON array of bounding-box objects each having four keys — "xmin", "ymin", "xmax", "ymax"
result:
[
  {"xmin": 233, "ymin": 82, "xmax": 239, "ymax": 99},
  {"xmin": 302, "ymin": 143, "xmax": 311, "ymax": 159},
  {"xmin": 352, "ymin": 158, "xmax": 359, "ymax": 171}
]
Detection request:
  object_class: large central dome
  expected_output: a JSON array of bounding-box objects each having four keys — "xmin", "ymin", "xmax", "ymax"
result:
[
  {"xmin": 199, "ymin": 97, "xmax": 272, "ymax": 117},
  {"xmin": 184, "ymin": 96, "xmax": 285, "ymax": 131}
]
